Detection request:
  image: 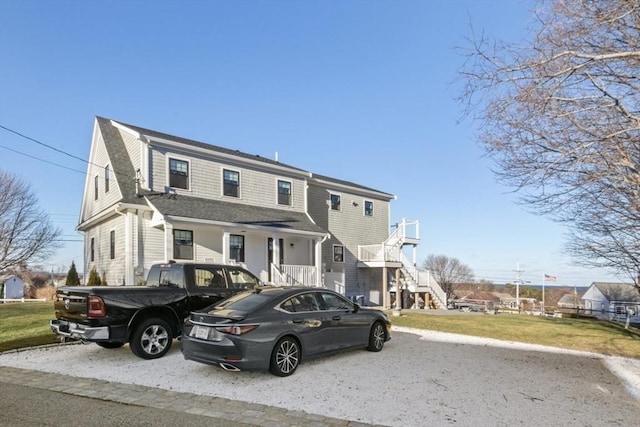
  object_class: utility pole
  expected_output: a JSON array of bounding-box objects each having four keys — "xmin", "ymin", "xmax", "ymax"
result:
[{"xmin": 514, "ymin": 261, "xmax": 524, "ymax": 311}]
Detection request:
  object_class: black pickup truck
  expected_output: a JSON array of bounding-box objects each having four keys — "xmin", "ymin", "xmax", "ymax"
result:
[{"xmin": 50, "ymin": 262, "xmax": 261, "ymax": 359}]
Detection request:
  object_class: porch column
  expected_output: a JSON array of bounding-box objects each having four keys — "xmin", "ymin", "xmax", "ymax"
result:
[
  {"xmin": 383, "ymin": 266, "xmax": 388, "ymax": 309},
  {"xmin": 164, "ymin": 222, "xmax": 173, "ymax": 262},
  {"xmin": 124, "ymin": 210, "xmax": 133, "ymax": 285},
  {"xmin": 273, "ymin": 234, "xmax": 281, "ymax": 267},
  {"xmin": 314, "ymin": 239, "xmax": 323, "ymax": 286},
  {"xmin": 222, "ymin": 230, "xmax": 230, "ymax": 263},
  {"xmin": 396, "ymin": 268, "xmax": 401, "ymax": 309}
]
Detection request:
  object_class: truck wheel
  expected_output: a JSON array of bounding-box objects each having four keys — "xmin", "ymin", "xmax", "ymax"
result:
[
  {"xmin": 130, "ymin": 318, "xmax": 173, "ymax": 359},
  {"xmin": 96, "ymin": 342, "xmax": 124, "ymax": 349}
]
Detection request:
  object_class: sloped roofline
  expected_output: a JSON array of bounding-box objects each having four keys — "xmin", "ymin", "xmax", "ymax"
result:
[{"xmin": 100, "ymin": 116, "xmax": 396, "ymax": 198}]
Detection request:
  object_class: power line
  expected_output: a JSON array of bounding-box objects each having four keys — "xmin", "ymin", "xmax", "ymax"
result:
[
  {"xmin": 0, "ymin": 124, "xmax": 88, "ymax": 165},
  {"xmin": 0, "ymin": 144, "xmax": 86, "ymax": 175},
  {"xmin": 0, "ymin": 124, "xmax": 108, "ymax": 173}
]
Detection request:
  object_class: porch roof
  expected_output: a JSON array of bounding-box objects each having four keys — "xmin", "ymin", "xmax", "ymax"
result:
[{"xmin": 145, "ymin": 193, "xmax": 327, "ymax": 235}]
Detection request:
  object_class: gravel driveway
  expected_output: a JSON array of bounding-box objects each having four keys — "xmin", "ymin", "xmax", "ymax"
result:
[{"xmin": 0, "ymin": 327, "xmax": 638, "ymax": 426}]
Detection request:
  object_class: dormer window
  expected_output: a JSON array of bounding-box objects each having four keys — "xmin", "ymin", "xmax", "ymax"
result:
[
  {"xmin": 169, "ymin": 158, "xmax": 189, "ymax": 189},
  {"xmin": 277, "ymin": 180, "xmax": 292, "ymax": 206},
  {"xmin": 223, "ymin": 169, "xmax": 240, "ymax": 197}
]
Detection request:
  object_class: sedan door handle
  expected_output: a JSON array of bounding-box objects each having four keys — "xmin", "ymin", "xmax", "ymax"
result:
[{"xmin": 332, "ymin": 316, "xmax": 341, "ymax": 321}]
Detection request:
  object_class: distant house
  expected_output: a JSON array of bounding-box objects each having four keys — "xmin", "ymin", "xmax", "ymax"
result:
[
  {"xmin": 582, "ymin": 282, "xmax": 640, "ymax": 324},
  {"xmin": 557, "ymin": 292, "xmax": 584, "ymax": 309},
  {"xmin": 0, "ymin": 275, "xmax": 25, "ymax": 300},
  {"xmin": 76, "ymin": 117, "xmax": 447, "ymax": 308}
]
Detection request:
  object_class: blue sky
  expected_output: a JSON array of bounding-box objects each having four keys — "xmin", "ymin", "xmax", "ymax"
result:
[{"xmin": 0, "ymin": 0, "xmax": 622, "ymax": 285}]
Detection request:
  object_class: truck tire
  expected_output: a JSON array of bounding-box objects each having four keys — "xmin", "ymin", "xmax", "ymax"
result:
[{"xmin": 130, "ymin": 317, "xmax": 173, "ymax": 359}]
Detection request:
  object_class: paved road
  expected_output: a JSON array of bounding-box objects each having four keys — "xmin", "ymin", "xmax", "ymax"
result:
[
  {"xmin": 0, "ymin": 328, "xmax": 638, "ymax": 426},
  {"xmin": 0, "ymin": 382, "xmax": 253, "ymax": 427}
]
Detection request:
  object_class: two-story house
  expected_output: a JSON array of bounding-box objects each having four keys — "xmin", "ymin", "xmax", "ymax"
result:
[{"xmin": 77, "ymin": 117, "xmax": 446, "ymax": 308}]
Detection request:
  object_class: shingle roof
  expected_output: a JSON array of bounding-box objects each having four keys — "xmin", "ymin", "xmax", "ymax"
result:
[
  {"xmin": 310, "ymin": 173, "xmax": 394, "ymax": 199},
  {"xmin": 592, "ymin": 282, "xmax": 640, "ymax": 302},
  {"xmin": 145, "ymin": 193, "xmax": 327, "ymax": 235},
  {"xmin": 103, "ymin": 117, "xmax": 308, "ymax": 174},
  {"xmin": 96, "ymin": 117, "xmax": 145, "ymax": 205}
]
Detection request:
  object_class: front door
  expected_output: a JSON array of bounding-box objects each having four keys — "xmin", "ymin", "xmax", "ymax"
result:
[{"xmin": 267, "ymin": 238, "xmax": 284, "ymax": 281}]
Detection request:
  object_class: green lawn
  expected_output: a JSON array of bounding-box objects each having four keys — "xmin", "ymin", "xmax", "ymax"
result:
[
  {"xmin": 0, "ymin": 302, "xmax": 58, "ymax": 352},
  {"xmin": 391, "ymin": 312, "xmax": 640, "ymax": 358},
  {"xmin": 1, "ymin": 302, "xmax": 639, "ymax": 359}
]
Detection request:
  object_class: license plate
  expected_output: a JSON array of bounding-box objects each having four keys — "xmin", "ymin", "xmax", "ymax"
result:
[{"xmin": 193, "ymin": 325, "xmax": 210, "ymax": 340}]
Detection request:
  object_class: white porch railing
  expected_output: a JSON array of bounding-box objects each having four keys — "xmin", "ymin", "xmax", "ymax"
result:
[{"xmin": 270, "ymin": 264, "xmax": 319, "ymax": 287}]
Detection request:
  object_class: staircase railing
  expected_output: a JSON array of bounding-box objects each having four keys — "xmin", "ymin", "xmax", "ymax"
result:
[{"xmin": 397, "ymin": 251, "xmax": 447, "ymax": 308}]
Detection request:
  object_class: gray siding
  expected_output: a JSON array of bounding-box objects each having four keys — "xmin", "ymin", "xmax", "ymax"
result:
[
  {"xmin": 148, "ymin": 146, "xmax": 306, "ymax": 211},
  {"xmin": 83, "ymin": 215, "xmax": 125, "ymax": 286},
  {"xmin": 81, "ymin": 131, "xmax": 122, "ymax": 221},
  {"xmin": 307, "ymin": 182, "xmax": 391, "ymax": 295}
]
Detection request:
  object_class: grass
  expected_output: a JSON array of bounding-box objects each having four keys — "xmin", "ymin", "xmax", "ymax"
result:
[
  {"xmin": 0, "ymin": 302, "xmax": 58, "ymax": 352},
  {"xmin": 391, "ymin": 312, "xmax": 640, "ymax": 358},
  {"xmin": 1, "ymin": 302, "xmax": 639, "ymax": 359}
]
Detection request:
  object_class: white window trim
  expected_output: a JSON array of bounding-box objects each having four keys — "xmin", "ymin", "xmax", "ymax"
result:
[
  {"xmin": 333, "ymin": 244, "xmax": 344, "ymax": 263},
  {"xmin": 167, "ymin": 156, "xmax": 191, "ymax": 191},
  {"xmin": 173, "ymin": 229, "xmax": 194, "ymax": 261},
  {"xmin": 364, "ymin": 199, "xmax": 374, "ymax": 217},
  {"xmin": 104, "ymin": 164, "xmax": 111, "ymax": 193},
  {"xmin": 109, "ymin": 228, "xmax": 116, "ymax": 260},
  {"xmin": 222, "ymin": 168, "xmax": 241, "ymax": 198},
  {"xmin": 276, "ymin": 178, "xmax": 293, "ymax": 206},
  {"xmin": 330, "ymin": 192, "xmax": 342, "ymax": 211}
]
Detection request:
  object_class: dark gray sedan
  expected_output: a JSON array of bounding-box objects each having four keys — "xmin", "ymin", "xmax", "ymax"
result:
[{"xmin": 181, "ymin": 286, "xmax": 391, "ymax": 376}]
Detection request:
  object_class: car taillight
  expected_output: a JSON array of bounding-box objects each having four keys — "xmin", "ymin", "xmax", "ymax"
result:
[
  {"xmin": 215, "ymin": 324, "xmax": 258, "ymax": 335},
  {"xmin": 88, "ymin": 295, "xmax": 106, "ymax": 318}
]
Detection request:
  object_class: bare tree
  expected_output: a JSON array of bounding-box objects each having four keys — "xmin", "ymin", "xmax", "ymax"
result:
[
  {"xmin": 458, "ymin": 0, "xmax": 640, "ymax": 283},
  {"xmin": 0, "ymin": 169, "xmax": 62, "ymax": 271},
  {"xmin": 423, "ymin": 255, "xmax": 474, "ymax": 300}
]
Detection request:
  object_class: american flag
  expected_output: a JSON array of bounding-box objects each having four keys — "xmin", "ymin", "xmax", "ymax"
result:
[{"xmin": 544, "ymin": 274, "xmax": 557, "ymax": 282}]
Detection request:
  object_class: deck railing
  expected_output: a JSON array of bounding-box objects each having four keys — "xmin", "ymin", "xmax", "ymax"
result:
[{"xmin": 270, "ymin": 264, "xmax": 319, "ymax": 287}]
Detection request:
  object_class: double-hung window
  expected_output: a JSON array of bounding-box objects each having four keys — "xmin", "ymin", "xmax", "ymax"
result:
[
  {"xmin": 173, "ymin": 229, "xmax": 193, "ymax": 259},
  {"xmin": 94, "ymin": 175, "xmax": 99, "ymax": 200},
  {"xmin": 223, "ymin": 169, "xmax": 240, "ymax": 197},
  {"xmin": 90, "ymin": 237, "xmax": 95, "ymax": 262},
  {"xmin": 110, "ymin": 230, "xmax": 115, "ymax": 259},
  {"xmin": 169, "ymin": 158, "xmax": 189, "ymax": 189},
  {"xmin": 277, "ymin": 180, "xmax": 292, "ymax": 205},
  {"xmin": 330, "ymin": 194, "xmax": 341, "ymax": 211},
  {"xmin": 230, "ymin": 234, "xmax": 245, "ymax": 262},
  {"xmin": 105, "ymin": 165, "xmax": 110, "ymax": 193},
  {"xmin": 333, "ymin": 245, "xmax": 344, "ymax": 262},
  {"xmin": 364, "ymin": 200, "xmax": 373, "ymax": 216}
]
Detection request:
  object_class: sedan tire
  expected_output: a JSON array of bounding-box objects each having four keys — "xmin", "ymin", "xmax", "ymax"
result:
[
  {"xmin": 269, "ymin": 336, "xmax": 300, "ymax": 377},
  {"xmin": 367, "ymin": 321, "xmax": 386, "ymax": 352},
  {"xmin": 130, "ymin": 318, "xmax": 173, "ymax": 360}
]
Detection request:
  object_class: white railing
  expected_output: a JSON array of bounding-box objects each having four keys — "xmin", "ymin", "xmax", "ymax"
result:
[
  {"xmin": 270, "ymin": 264, "xmax": 319, "ymax": 287},
  {"xmin": 358, "ymin": 244, "xmax": 401, "ymax": 263},
  {"xmin": 386, "ymin": 218, "xmax": 420, "ymax": 246},
  {"xmin": 396, "ymin": 251, "xmax": 447, "ymax": 308},
  {"xmin": 0, "ymin": 298, "xmax": 47, "ymax": 303}
]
